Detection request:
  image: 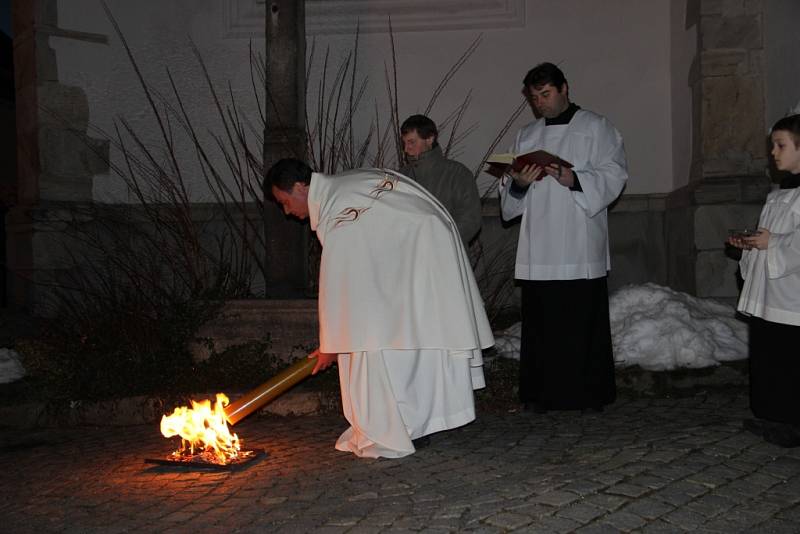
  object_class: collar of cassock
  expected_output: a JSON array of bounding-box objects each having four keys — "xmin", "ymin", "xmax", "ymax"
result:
[
  {"xmin": 779, "ymin": 172, "xmax": 800, "ymax": 189},
  {"xmin": 545, "ymin": 102, "xmax": 581, "ymax": 126}
]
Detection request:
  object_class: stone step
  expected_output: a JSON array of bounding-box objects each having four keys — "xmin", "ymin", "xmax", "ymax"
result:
[{"xmin": 191, "ymin": 299, "xmax": 319, "ymax": 363}]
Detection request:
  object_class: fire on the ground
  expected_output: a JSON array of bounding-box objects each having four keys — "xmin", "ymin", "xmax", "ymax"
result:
[{"xmin": 160, "ymin": 393, "xmax": 243, "ymax": 464}]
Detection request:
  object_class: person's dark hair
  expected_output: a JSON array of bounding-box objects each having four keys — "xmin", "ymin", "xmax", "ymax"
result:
[
  {"xmin": 523, "ymin": 62, "xmax": 568, "ymax": 92},
  {"xmin": 265, "ymin": 158, "xmax": 312, "ymax": 198},
  {"xmin": 400, "ymin": 114, "xmax": 438, "ymax": 144},
  {"xmin": 772, "ymin": 114, "xmax": 800, "ymax": 147}
]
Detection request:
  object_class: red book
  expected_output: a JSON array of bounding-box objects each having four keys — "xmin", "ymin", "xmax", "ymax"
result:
[{"xmin": 484, "ymin": 150, "xmax": 573, "ymax": 179}]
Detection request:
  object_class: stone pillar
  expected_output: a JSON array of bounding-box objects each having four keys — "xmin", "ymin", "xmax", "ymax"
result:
[
  {"xmin": 668, "ymin": 0, "xmax": 769, "ymax": 299},
  {"xmin": 262, "ymin": 0, "xmax": 310, "ymax": 298},
  {"xmin": 691, "ymin": 0, "xmax": 767, "ymax": 179},
  {"xmin": 7, "ymin": 0, "xmax": 108, "ymax": 312}
]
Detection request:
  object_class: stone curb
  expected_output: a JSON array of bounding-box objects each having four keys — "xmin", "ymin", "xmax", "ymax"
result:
[
  {"xmin": 0, "ymin": 389, "xmax": 342, "ymax": 430},
  {"xmin": 615, "ymin": 360, "xmax": 747, "ymax": 395},
  {"xmin": 0, "ymin": 362, "xmax": 746, "ymax": 430}
]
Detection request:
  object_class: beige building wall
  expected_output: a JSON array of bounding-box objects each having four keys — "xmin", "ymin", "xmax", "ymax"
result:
[
  {"xmin": 25, "ymin": 0, "xmax": 796, "ymax": 309},
  {"xmin": 51, "ymin": 0, "xmax": 694, "ymax": 199},
  {"xmin": 670, "ymin": 1, "xmax": 697, "ymax": 191}
]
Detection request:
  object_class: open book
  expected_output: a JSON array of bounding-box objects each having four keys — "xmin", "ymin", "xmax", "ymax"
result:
[{"xmin": 484, "ymin": 150, "xmax": 573, "ymax": 179}]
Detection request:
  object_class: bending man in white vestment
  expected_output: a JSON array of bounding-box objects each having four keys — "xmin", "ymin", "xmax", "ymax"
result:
[{"xmin": 266, "ymin": 158, "xmax": 494, "ymax": 458}]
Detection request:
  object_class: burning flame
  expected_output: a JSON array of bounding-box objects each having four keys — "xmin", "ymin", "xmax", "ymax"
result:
[{"xmin": 160, "ymin": 393, "xmax": 242, "ymax": 464}]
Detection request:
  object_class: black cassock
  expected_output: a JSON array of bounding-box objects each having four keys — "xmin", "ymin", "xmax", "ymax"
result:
[
  {"xmin": 749, "ymin": 317, "xmax": 800, "ymax": 424},
  {"xmin": 518, "ymin": 277, "xmax": 616, "ymax": 410}
]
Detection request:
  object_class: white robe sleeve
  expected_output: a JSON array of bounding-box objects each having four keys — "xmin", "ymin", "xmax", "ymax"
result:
[
  {"xmin": 570, "ymin": 118, "xmax": 628, "ymax": 218},
  {"xmin": 499, "ymin": 176, "xmax": 527, "ymax": 220},
  {"xmin": 739, "ymin": 248, "xmax": 754, "ymax": 279},
  {"xmin": 499, "ymin": 131, "xmax": 528, "ymax": 221},
  {"xmin": 767, "ymin": 228, "xmax": 800, "ymax": 278}
]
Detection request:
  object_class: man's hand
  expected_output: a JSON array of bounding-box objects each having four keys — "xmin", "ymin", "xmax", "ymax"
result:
[
  {"xmin": 544, "ymin": 163, "xmax": 575, "ymax": 188},
  {"xmin": 309, "ymin": 348, "xmax": 337, "ymax": 375},
  {"xmin": 510, "ymin": 164, "xmax": 544, "ymax": 187}
]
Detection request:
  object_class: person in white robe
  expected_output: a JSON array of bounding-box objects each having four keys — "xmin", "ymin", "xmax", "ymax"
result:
[
  {"xmin": 728, "ymin": 114, "xmax": 800, "ymax": 448},
  {"xmin": 499, "ymin": 62, "xmax": 628, "ymax": 413},
  {"xmin": 266, "ymin": 158, "xmax": 494, "ymax": 458}
]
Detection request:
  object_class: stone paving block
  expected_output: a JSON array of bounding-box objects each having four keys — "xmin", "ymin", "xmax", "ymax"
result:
[
  {"xmin": 505, "ymin": 502, "xmax": 557, "ymax": 518},
  {"xmin": 655, "ymin": 480, "xmax": 710, "ymax": 506},
  {"xmin": 739, "ymin": 471, "xmax": 783, "ymax": 489},
  {"xmin": 462, "ymin": 503, "xmax": 510, "ymax": 526},
  {"xmin": 751, "ymin": 518, "xmax": 800, "ymax": 533},
  {"xmin": 701, "ymin": 443, "xmax": 741, "ymax": 459},
  {"xmin": 346, "ymin": 526, "xmax": 390, "ymax": 534},
  {"xmin": 484, "ymin": 511, "xmax": 532, "ymax": 530},
  {"xmin": 626, "ymin": 474, "xmax": 670, "ymax": 491},
  {"xmin": 591, "ymin": 473, "xmax": 626, "ymax": 486},
  {"xmin": 600, "ymin": 510, "xmax": 648, "ymax": 531},
  {"xmin": 324, "ymin": 516, "xmax": 361, "ymax": 527},
  {"xmin": 700, "ymin": 509, "xmax": 765, "ymax": 531},
  {"xmin": 160, "ymin": 510, "xmax": 199, "ymax": 524},
  {"xmin": 573, "ymin": 523, "xmax": 621, "ymax": 534},
  {"xmin": 583, "ymin": 493, "xmax": 629, "ymax": 512},
  {"xmin": 710, "ymin": 481, "xmax": 759, "ymax": 503},
  {"xmin": 614, "ymin": 463, "xmax": 651, "ymax": 478},
  {"xmin": 561, "ymin": 478, "xmax": 608, "ymax": 496},
  {"xmin": 605, "ymin": 482, "xmax": 650, "ymax": 498},
  {"xmin": 620, "ymin": 497, "xmax": 675, "ymax": 520},
  {"xmin": 308, "ymin": 526, "xmax": 351, "ymax": 534},
  {"xmin": 532, "ymin": 490, "xmax": 580, "ymax": 507},
  {"xmin": 776, "ymin": 503, "xmax": 800, "ymax": 521},
  {"xmin": 461, "ymin": 525, "xmax": 505, "ymax": 533},
  {"xmin": 425, "ymin": 516, "xmax": 468, "ymax": 531},
  {"xmin": 639, "ymin": 518, "xmax": 684, "ymax": 533},
  {"xmin": 759, "ymin": 489, "xmax": 800, "ymax": 509},
  {"xmin": 348, "ymin": 491, "xmax": 379, "ymax": 501},
  {"xmin": 762, "ymin": 457, "xmax": 800, "ymax": 479},
  {"xmin": 662, "ymin": 506, "xmax": 709, "ymax": 529},
  {"xmin": 645, "ymin": 463, "xmax": 693, "ymax": 480},
  {"xmin": 356, "ymin": 512, "xmax": 400, "ymax": 526},
  {"xmin": 687, "ymin": 466, "xmax": 744, "ymax": 489},
  {"xmin": 528, "ymin": 515, "xmax": 583, "ymax": 532},
  {"xmin": 555, "ymin": 502, "xmax": 606, "ymax": 523}
]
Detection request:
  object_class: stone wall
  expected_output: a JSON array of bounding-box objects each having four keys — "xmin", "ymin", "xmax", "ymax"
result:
[
  {"xmin": 664, "ymin": 174, "xmax": 770, "ymax": 300},
  {"xmin": 7, "ymin": 0, "xmax": 109, "ymax": 311}
]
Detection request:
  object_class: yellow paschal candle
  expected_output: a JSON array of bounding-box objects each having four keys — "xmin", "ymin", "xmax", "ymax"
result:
[{"xmin": 224, "ymin": 355, "xmax": 317, "ymax": 425}]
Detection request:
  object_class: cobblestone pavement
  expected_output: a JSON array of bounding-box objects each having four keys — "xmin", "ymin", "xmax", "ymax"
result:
[{"xmin": 2, "ymin": 390, "xmax": 800, "ymax": 533}]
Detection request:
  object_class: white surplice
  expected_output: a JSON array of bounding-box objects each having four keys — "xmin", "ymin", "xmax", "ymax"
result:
[
  {"xmin": 499, "ymin": 110, "xmax": 628, "ymax": 280},
  {"xmin": 307, "ymin": 169, "xmax": 494, "ymax": 458},
  {"xmin": 738, "ymin": 185, "xmax": 800, "ymax": 326}
]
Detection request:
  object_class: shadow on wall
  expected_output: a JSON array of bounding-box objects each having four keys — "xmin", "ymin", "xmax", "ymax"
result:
[{"xmin": 1, "ymin": 28, "xmax": 15, "ymax": 307}]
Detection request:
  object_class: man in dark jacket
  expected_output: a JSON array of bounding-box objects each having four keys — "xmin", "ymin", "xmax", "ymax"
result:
[{"xmin": 399, "ymin": 115, "xmax": 482, "ymax": 245}]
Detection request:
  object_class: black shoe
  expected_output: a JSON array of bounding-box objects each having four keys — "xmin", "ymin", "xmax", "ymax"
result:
[
  {"xmin": 523, "ymin": 401, "xmax": 547, "ymax": 414},
  {"xmin": 763, "ymin": 424, "xmax": 800, "ymax": 448},
  {"xmin": 581, "ymin": 405, "xmax": 604, "ymax": 415},
  {"xmin": 742, "ymin": 418, "xmax": 773, "ymax": 438},
  {"xmin": 412, "ymin": 436, "xmax": 431, "ymax": 450}
]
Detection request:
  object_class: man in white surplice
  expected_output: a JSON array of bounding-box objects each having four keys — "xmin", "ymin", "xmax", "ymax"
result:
[
  {"xmin": 266, "ymin": 158, "xmax": 494, "ymax": 458},
  {"xmin": 499, "ymin": 62, "xmax": 628, "ymax": 414}
]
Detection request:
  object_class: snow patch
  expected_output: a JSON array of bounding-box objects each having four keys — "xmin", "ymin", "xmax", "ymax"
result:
[
  {"xmin": 492, "ymin": 283, "xmax": 748, "ymax": 371},
  {"xmin": 0, "ymin": 348, "xmax": 26, "ymax": 384}
]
